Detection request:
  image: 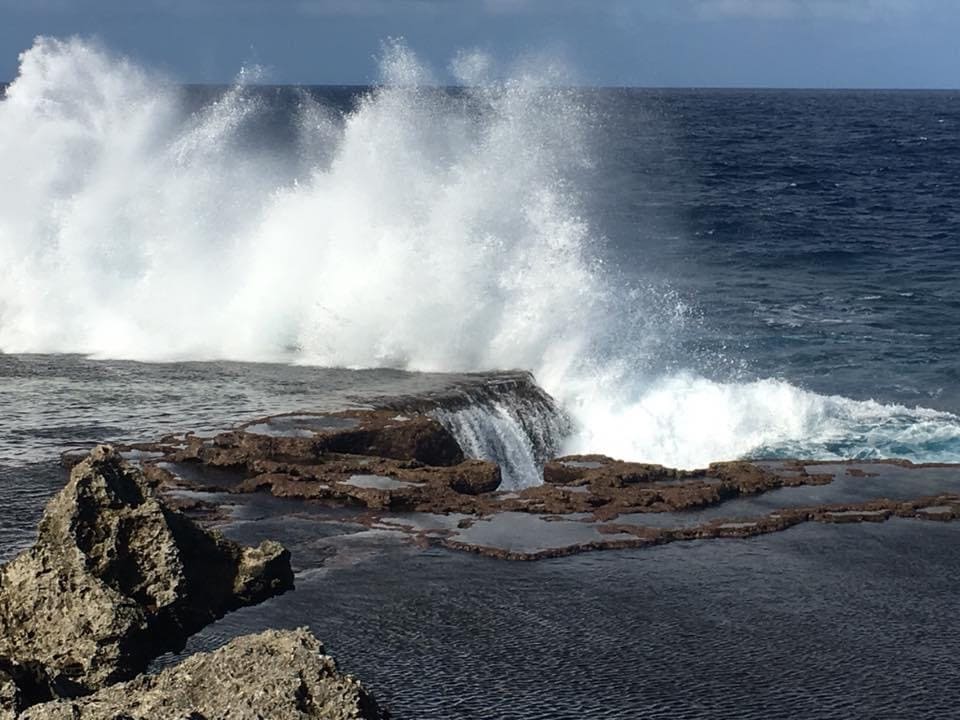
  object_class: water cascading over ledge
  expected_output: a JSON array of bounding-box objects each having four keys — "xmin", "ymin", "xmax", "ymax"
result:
[{"xmin": 372, "ymin": 372, "xmax": 572, "ymax": 489}]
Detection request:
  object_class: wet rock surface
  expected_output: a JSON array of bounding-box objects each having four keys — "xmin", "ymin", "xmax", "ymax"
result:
[
  {"xmin": 0, "ymin": 447, "xmax": 294, "ymax": 707},
  {"xmin": 116, "ymin": 425, "xmax": 841, "ymax": 519},
  {"xmin": 61, "ymin": 414, "xmax": 960, "ymax": 562},
  {"xmin": 21, "ymin": 628, "xmax": 386, "ymax": 720},
  {"xmin": 188, "ymin": 410, "xmax": 465, "ymax": 468},
  {"xmin": 7, "ymin": 360, "xmax": 960, "ymax": 719}
]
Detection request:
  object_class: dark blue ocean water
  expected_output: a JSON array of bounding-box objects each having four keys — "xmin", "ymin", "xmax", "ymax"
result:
[
  {"xmin": 588, "ymin": 89, "xmax": 960, "ymax": 413},
  {"xmin": 181, "ymin": 86, "xmax": 960, "ymax": 404},
  {"xmin": 3, "ymin": 46, "xmax": 960, "ymax": 718},
  {"xmin": 169, "ymin": 85, "xmax": 960, "ymax": 412},
  {"xmin": 3, "ymin": 80, "xmax": 960, "ymax": 471}
]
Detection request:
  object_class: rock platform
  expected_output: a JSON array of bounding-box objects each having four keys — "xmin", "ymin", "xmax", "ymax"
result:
[{"xmin": 62, "ymin": 410, "xmax": 960, "ymax": 561}]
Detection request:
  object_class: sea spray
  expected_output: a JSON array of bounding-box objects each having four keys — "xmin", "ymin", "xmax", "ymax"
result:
[
  {"xmin": 2, "ymin": 36, "xmax": 960, "ymax": 479},
  {"xmin": 0, "ymin": 38, "xmax": 603, "ymax": 368}
]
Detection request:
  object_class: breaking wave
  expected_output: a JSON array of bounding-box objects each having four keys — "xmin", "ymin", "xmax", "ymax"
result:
[{"xmin": 2, "ymin": 36, "xmax": 959, "ymax": 479}]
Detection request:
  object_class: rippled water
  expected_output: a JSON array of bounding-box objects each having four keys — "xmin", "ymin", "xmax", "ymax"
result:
[
  {"xmin": 4, "ymin": 363, "xmax": 960, "ymax": 718},
  {"xmin": 593, "ymin": 89, "xmax": 960, "ymax": 412},
  {"xmin": 164, "ymin": 519, "xmax": 960, "ymax": 719},
  {"xmin": 0, "ymin": 354, "xmax": 506, "ymax": 464},
  {"xmin": 0, "ymin": 354, "xmax": 514, "ymax": 560}
]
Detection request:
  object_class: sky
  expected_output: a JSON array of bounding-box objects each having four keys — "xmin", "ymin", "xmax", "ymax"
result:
[{"xmin": 1, "ymin": 0, "xmax": 959, "ymax": 88}]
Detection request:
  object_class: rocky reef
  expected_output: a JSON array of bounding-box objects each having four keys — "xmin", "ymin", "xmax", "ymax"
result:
[
  {"xmin": 188, "ymin": 410, "xmax": 466, "ymax": 468},
  {"xmin": 11, "ymin": 397, "xmax": 960, "ymax": 716},
  {"xmin": 65, "ymin": 409, "xmax": 960, "ymax": 562},
  {"xmin": 18, "ymin": 628, "xmax": 386, "ymax": 720},
  {"xmin": 0, "ymin": 446, "xmax": 385, "ymax": 718},
  {"xmin": 108, "ymin": 412, "xmax": 841, "ymax": 517}
]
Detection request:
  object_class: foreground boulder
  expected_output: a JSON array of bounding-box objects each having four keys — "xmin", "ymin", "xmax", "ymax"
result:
[
  {"xmin": 20, "ymin": 628, "xmax": 387, "ymax": 720},
  {"xmin": 0, "ymin": 446, "xmax": 294, "ymax": 708}
]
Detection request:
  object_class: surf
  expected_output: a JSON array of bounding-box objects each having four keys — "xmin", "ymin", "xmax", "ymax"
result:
[{"xmin": 2, "ymin": 36, "xmax": 959, "ymax": 486}]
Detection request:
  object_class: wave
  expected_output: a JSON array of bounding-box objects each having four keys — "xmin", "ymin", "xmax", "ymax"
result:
[
  {"xmin": 559, "ymin": 372, "xmax": 960, "ymax": 469},
  {"xmin": 2, "ymin": 36, "xmax": 959, "ymax": 481}
]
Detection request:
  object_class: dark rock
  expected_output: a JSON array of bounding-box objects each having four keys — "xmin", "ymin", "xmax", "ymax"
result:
[
  {"xmin": 232, "ymin": 455, "xmax": 501, "ymax": 512},
  {"xmin": 533, "ymin": 457, "xmax": 838, "ymax": 519},
  {"xmin": 373, "ymin": 371, "xmax": 574, "ymax": 465},
  {"xmin": 178, "ymin": 410, "xmax": 464, "ymax": 469},
  {"xmin": 543, "ymin": 455, "xmax": 691, "ymax": 487},
  {"xmin": 0, "ymin": 446, "xmax": 293, "ymax": 706}
]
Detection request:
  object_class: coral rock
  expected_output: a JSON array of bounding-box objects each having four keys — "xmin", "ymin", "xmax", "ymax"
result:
[
  {"xmin": 21, "ymin": 628, "xmax": 387, "ymax": 720},
  {"xmin": 0, "ymin": 446, "xmax": 293, "ymax": 707}
]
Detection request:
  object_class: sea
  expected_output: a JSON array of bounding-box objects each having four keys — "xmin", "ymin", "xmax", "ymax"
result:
[{"xmin": 2, "ymin": 36, "xmax": 960, "ymax": 718}]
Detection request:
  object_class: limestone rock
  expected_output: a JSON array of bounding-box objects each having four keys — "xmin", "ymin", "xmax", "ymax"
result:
[
  {"xmin": 0, "ymin": 446, "xmax": 294, "ymax": 706},
  {"xmin": 543, "ymin": 455, "xmax": 691, "ymax": 486},
  {"xmin": 236, "ymin": 456, "xmax": 501, "ymax": 511},
  {"xmin": 180, "ymin": 410, "xmax": 464, "ymax": 469},
  {"xmin": 0, "ymin": 667, "xmax": 20, "ymax": 720},
  {"xmin": 21, "ymin": 628, "xmax": 387, "ymax": 720}
]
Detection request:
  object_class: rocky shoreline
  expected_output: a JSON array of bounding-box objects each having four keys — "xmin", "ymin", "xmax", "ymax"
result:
[
  {"xmin": 2, "ymin": 447, "xmax": 387, "ymax": 719},
  {"xmin": 59, "ymin": 409, "xmax": 960, "ymax": 560},
  {"xmin": 18, "ymin": 629, "xmax": 384, "ymax": 720},
  {"xmin": 7, "ymin": 401, "xmax": 960, "ymax": 717}
]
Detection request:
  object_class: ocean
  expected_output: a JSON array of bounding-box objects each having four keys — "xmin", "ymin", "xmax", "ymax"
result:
[{"xmin": 2, "ymin": 37, "xmax": 960, "ymax": 718}]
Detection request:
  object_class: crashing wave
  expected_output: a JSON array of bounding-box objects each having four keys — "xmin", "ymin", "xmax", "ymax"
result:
[{"xmin": 1, "ymin": 36, "xmax": 959, "ymax": 481}]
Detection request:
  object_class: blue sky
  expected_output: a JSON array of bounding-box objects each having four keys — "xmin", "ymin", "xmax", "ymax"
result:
[{"xmin": 2, "ymin": 0, "xmax": 959, "ymax": 87}]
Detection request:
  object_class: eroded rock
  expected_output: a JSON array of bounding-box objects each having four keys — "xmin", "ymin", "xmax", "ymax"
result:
[
  {"xmin": 178, "ymin": 410, "xmax": 464, "ymax": 469},
  {"xmin": 0, "ymin": 667, "xmax": 20, "ymax": 720},
  {"xmin": 152, "ymin": 446, "xmax": 850, "ymax": 523},
  {"xmin": 530, "ymin": 456, "xmax": 835, "ymax": 520},
  {"xmin": 21, "ymin": 628, "xmax": 387, "ymax": 720},
  {"xmin": 0, "ymin": 446, "xmax": 293, "ymax": 706},
  {"xmin": 240, "ymin": 456, "xmax": 500, "ymax": 510},
  {"xmin": 94, "ymin": 412, "xmax": 960, "ymax": 564}
]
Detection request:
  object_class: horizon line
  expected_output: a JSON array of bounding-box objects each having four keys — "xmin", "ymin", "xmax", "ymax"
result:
[{"xmin": 3, "ymin": 81, "xmax": 960, "ymax": 92}]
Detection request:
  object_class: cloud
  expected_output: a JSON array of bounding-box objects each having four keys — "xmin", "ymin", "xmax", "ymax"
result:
[{"xmin": 694, "ymin": 0, "xmax": 922, "ymax": 21}]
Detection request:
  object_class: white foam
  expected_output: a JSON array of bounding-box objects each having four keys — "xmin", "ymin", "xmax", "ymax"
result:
[
  {"xmin": 558, "ymin": 371, "xmax": 960, "ymax": 469},
  {"xmin": 0, "ymin": 38, "xmax": 600, "ymax": 372},
  {"xmin": 2, "ymin": 37, "xmax": 959, "ymax": 478}
]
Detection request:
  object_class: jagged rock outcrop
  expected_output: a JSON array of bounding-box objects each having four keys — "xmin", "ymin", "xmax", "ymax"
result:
[
  {"xmin": 0, "ymin": 447, "xmax": 294, "ymax": 708},
  {"xmin": 20, "ymin": 628, "xmax": 387, "ymax": 720}
]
